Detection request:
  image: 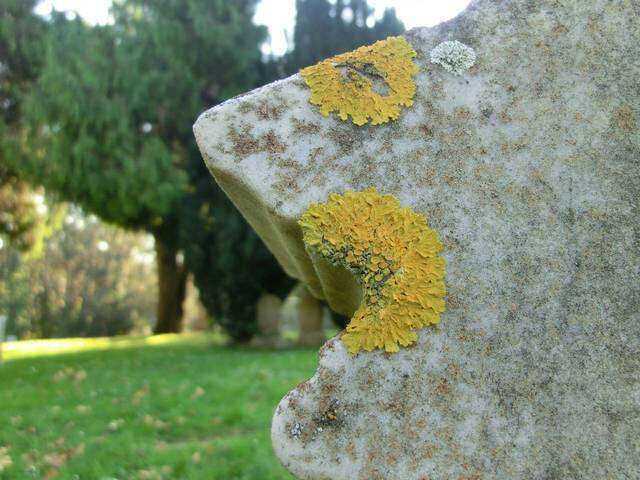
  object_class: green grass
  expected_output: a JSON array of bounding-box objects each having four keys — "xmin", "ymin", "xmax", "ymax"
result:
[{"xmin": 0, "ymin": 334, "xmax": 318, "ymax": 479}]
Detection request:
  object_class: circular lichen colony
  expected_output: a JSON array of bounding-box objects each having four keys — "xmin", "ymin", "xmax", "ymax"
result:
[
  {"xmin": 300, "ymin": 36, "xmax": 418, "ymax": 126},
  {"xmin": 299, "ymin": 188, "xmax": 446, "ymax": 354},
  {"xmin": 429, "ymin": 40, "xmax": 476, "ymax": 75}
]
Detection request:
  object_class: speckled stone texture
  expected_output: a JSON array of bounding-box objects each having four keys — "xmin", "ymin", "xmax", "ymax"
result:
[{"xmin": 193, "ymin": 0, "xmax": 640, "ymax": 478}]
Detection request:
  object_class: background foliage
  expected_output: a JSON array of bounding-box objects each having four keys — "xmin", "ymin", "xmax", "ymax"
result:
[
  {"xmin": 0, "ymin": 0, "xmax": 404, "ymax": 340},
  {"xmin": 0, "ymin": 0, "xmax": 48, "ymax": 253},
  {"xmin": 0, "ymin": 208, "xmax": 156, "ymax": 339}
]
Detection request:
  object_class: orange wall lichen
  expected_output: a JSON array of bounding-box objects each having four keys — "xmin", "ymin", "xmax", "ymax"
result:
[
  {"xmin": 299, "ymin": 188, "xmax": 446, "ymax": 354},
  {"xmin": 300, "ymin": 36, "xmax": 418, "ymax": 126}
]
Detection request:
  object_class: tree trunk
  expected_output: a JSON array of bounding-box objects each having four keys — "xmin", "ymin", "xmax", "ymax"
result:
[{"xmin": 154, "ymin": 237, "xmax": 187, "ymax": 334}]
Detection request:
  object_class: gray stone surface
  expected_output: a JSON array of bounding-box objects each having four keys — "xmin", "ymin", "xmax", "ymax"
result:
[
  {"xmin": 251, "ymin": 293, "xmax": 285, "ymax": 349},
  {"xmin": 194, "ymin": 0, "xmax": 640, "ymax": 478}
]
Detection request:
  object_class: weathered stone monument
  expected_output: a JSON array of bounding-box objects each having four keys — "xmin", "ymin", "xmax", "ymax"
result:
[
  {"xmin": 194, "ymin": 0, "xmax": 639, "ymax": 478},
  {"xmin": 294, "ymin": 285, "xmax": 326, "ymax": 348},
  {"xmin": 0, "ymin": 315, "xmax": 6, "ymax": 363},
  {"xmin": 250, "ymin": 293, "xmax": 285, "ymax": 349}
]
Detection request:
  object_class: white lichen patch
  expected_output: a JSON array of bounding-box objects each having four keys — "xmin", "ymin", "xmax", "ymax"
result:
[
  {"xmin": 430, "ymin": 40, "xmax": 476, "ymax": 75},
  {"xmin": 290, "ymin": 422, "xmax": 303, "ymax": 439}
]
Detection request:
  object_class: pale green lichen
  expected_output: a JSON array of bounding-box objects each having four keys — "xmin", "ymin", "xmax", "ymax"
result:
[
  {"xmin": 299, "ymin": 188, "xmax": 446, "ymax": 354},
  {"xmin": 300, "ymin": 36, "xmax": 418, "ymax": 126},
  {"xmin": 430, "ymin": 40, "xmax": 476, "ymax": 75}
]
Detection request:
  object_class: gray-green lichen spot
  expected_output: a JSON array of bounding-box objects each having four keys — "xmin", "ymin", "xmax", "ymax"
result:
[{"xmin": 430, "ymin": 40, "xmax": 476, "ymax": 75}]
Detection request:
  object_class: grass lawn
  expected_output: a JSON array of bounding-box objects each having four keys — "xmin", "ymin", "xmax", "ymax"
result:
[{"xmin": 0, "ymin": 334, "xmax": 318, "ymax": 479}]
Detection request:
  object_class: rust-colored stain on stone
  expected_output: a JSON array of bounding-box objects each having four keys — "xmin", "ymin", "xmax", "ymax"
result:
[{"xmin": 612, "ymin": 105, "xmax": 636, "ymax": 131}]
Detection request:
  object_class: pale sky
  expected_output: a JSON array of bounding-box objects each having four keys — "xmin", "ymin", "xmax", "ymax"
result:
[{"xmin": 36, "ymin": 0, "xmax": 471, "ymax": 56}]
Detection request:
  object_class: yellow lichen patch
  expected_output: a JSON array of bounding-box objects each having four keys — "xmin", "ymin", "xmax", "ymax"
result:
[
  {"xmin": 300, "ymin": 37, "xmax": 418, "ymax": 126},
  {"xmin": 298, "ymin": 188, "xmax": 446, "ymax": 354}
]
